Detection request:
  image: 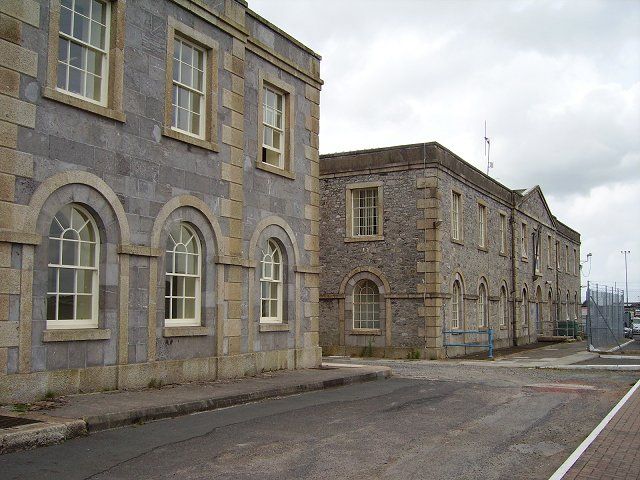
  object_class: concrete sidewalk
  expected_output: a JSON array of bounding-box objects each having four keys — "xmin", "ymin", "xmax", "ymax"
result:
[{"xmin": 0, "ymin": 363, "xmax": 391, "ymax": 454}]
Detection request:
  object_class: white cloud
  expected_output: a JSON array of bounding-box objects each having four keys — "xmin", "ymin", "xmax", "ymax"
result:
[{"xmin": 250, "ymin": 0, "xmax": 640, "ymax": 300}]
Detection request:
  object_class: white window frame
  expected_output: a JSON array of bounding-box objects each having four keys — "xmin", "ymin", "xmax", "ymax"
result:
[
  {"xmin": 260, "ymin": 239, "xmax": 284, "ymax": 324},
  {"xmin": 452, "ymin": 191, "xmax": 462, "ymax": 241},
  {"xmin": 47, "ymin": 204, "xmax": 100, "ymax": 330},
  {"xmin": 171, "ymin": 36, "xmax": 207, "ymax": 139},
  {"xmin": 56, "ymin": 0, "xmax": 111, "ymax": 106},
  {"xmin": 352, "ymin": 187, "xmax": 379, "ymax": 237},
  {"xmin": 499, "ymin": 286, "xmax": 508, "ymax": 327},
  {"xmin": 164, "ymin": 223, "xmax": 202, "ymax": 327},
  {"xmin": 547, "ymin": 235, "xmax": 552, "ymax": 269},
  {"xmin": 565, "ymin": 245, "xmax": 569, "ymax": 272},
  {"xmin": 522, "ymin": 287, "xmax": 529, "ymax": 328},
  {"xmin": 521, "ymin": 223, "xmax": 527, "ymax": 258},
  {"xmin": 499, "ymin": 213, "xmax": 506, "ymax": 254},
  {"xmin": 452, "ymin": 279, "xmax": 462, "ymax": 329},
  {"xmin": 478, "ymin": 204, "xmax": 487, "ymax": 248},
  {"xmin": 353, "ymin": 280, "xmax": 381, "ymax": 330},
  {"xmin": 566, "ymin": 292, "xmax": 570, "ymax": 320},
  {"xmin": 534, "ymin": 234, "xmax": 541, "ymax": 274},
  {"xmin": 261, "ymin": 85, "xmax": 285, "ymax": 169},
  {"xmin": 478, "ymin": 283, "xmax": 488, "ymax": 328},
  {"xmin": 556, "ymin": 241, "xmax": 561, "ymax": 270}
]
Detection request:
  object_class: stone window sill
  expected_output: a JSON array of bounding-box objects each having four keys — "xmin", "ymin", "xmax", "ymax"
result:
[
  {"xmin": 500, "ymin": 325, "xmax": 509, "ymax": 330},
  {"xmin": 255, "ymin": 161, "xmax": 296, "ymax": 180},
  {"xmin": 348, "ymin": 329, "xmax": 382, "ymax": 336},
  {"xmin": 477, "ymin": 246, "xmax": 488, "ymax": 253},
  {"xmin": 43, "ymin": 328, "xmax": 111, "ymax": 342},
  {"xmin": 499, "ymin": 252, "xmax": 508, "ymax": 258},
  {"xmin": 42, "ymin": 87, "xmax": 125, "ymax": 122},
  {"xmin": 451, "ymin": 238, "xmax": 464, "ymax": 246},
  {"xmin": 259, "ymin": 323, "xmax": 290, "ymax": 332},
  {"xmin": 163, "ymin": 126, "xmax": 219, "ymax": 152},
  {"xmin": 163, "ymin": 326, "xmax": 209, "ymax": 337},
  {"xmin": 344, "ymin": 235, "xmax": 384, "ymax": 243}
]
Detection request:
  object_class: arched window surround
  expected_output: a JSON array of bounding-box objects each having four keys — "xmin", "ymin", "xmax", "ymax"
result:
[{"xmin": 499, "ymin": 283, "xmax": 509, "ymax": 328}]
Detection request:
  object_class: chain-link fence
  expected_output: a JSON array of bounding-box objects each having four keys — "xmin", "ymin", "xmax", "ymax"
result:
[{"xmin": 586, "ymin": 282, "xmax": 625, "ymax": 351}]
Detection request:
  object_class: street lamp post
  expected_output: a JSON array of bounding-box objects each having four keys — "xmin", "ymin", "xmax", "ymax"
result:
[{"xmin": 621, "ymin": 250, "xmax": 630, "ymax": 308}]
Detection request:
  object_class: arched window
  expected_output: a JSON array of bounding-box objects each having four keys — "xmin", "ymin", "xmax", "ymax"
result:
[
  {"xmin": 521, "ymin": 287, "xmax": 529, "ymax": 328},
  {"xmin": 165, "ymin": 223, "xmax": 201, "ymax": 326},
  {"xmin": 47, "ymin": 204, "xmax": 99, "ymax": 329},
  {"xmin": 452, "ymin": 279, "xmax": 462, "ymax": 329},
  {"xmin": 260, "ymin": 239, "xmax": 283, "ymax": 323},
  {"xmin": 566, "ymin": 291, "xmax": 570, "ymax": 320},
  {"xmin": 353, "ymin": 280, "xmax": 380, "ymax": 329},
  {"xmin": 499, "ymin": 285, "xmax": 508, "ymax": 327},
  {"xmin": 574, "ymin": 292, "xmax": 579, "ymax": 320},
  {"xmin": 478, "ymin": 283, "xmax": 488, "ymax": 328},
  {"xmin": 548, "ymin": 290, "xmax": 554, "ymax": 326}
]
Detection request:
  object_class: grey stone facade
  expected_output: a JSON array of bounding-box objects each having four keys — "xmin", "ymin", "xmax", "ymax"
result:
[
  {"xmin": 0, "ymin": 0, "xmax": 322, "ymax": 402},
  {"xmin": 320, "ymin": 143, "xmax": 581, "ymax": 359}
]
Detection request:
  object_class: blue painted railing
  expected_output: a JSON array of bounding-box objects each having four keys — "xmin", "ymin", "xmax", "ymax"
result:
[{"xmin": 442, "ymin": 328, "xmax": 494, "ymax": 359}]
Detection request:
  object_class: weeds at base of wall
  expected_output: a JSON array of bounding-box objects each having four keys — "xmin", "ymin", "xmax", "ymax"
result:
[
  {"xmin": 361, "ymin": 337, "xmax": 374, "ymax": 357},
  {"xmin": 147, "ymin": 378, "xmax": 163, "ymax": 389},
  {"xmin": 406, "ymin": 349, "xmax": 421, "ymax": 360},
  {"xmin": 11, "ymin": 403, "xmax": 29, "ymax": 413}
]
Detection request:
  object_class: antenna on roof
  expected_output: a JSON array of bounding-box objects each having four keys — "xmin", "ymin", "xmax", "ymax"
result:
[{"xmin": 484, "ymin": 121, "xmax": 493, "ymax": 176}]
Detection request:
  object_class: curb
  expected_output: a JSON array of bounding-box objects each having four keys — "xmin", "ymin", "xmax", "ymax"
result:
[
  {"xmin": 539, "ymin": 364, "xmax": 640, "ymax": 371},
  {"xmin": 0, "ymin": 417, "xmax": 86, "ymax": 455},
  {"xmin": 1, "ymin": 367, "xmax": 391, "ymax": 454}
]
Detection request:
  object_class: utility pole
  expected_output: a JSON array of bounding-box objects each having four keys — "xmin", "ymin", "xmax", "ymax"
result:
[{"xmin": 621, "ymin": 250, "xmax": 630, "ymax": 308}]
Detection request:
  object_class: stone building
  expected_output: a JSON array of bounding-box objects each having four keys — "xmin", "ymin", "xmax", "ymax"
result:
[
  {"xmin": 0, "ymin": 0, "xmax": 322, "ymax": 402},
  {"xmin": 320, "ymin": 143, "xmax": 581, "ymax": 359}
]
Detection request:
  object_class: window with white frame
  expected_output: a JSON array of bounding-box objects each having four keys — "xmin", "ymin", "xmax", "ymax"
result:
[
  {"xmin": 534, "ymin": 234, "xmax": 541, "ymax": 274},
  {"xmin": 353, "ymin": 280, "xmax": 380, "ymax": 330},
  {"xmin": 478, "ymin": 204, "xmax": 487, "ymax": 248},
  {"xmin": 499, "ymin": 213, "xmax": 506, "ymax": 253},
  {"xmin": 547, "ymin": 235, "xmax": 552, "ymax": 268},
  {"xmin": 565, "ymin": 245, "xmax": 569, "ymax": 272},
  {"xmin": 452, "ymin": 279, "xmax": 462, "ymax": 329},
  {"xmin": 478, "ymin": 283, "xmax": 488, "ymax": 328},
  {"xmin": 171, "ymin": 36, "xmax": 206, "ymax": 138},
  {"xmin": 499, "ymin": 286, "xmax": 508, "ymax": 327},
  {"xmin": 574, "ymin": 248, "xmax": 578, "ymax": 275},
  {"xmin": 565, "ymin": 292, "xmax": 570, "ymax": 320},
  {"xmin": 352, "ymin": 187, "xmax": 379, "ymax": 237},
  {"xmin": 262, "ymin": 86, "xmax": 285, "ymax": 168},
  {"xmin": 47, "ymin": 204, "xmax": 99, "ymax": 329},
  {"xmin": 57, "ymin": 0, "xmax": 110, "ymax": 104},
  {"xmin": 452, "ymin": 191, "xmax": 461, "ymax": 241},
  {"xmin": 521, "ymin": 287, "xmax": 529, "ymax": 328},
  {"xmin": 520, "ymin": 223, "xmax": 527, "ymax": 258},
  {"xmin": 260, "ymin": 239, "xmax": 283, "ymax": 323},
  {"xmin": 165, "ymin": 223, "xmax": 201, "ymax": 327},
  {"xmin": 556, "ymin": 240, "xmax": 561, "ymax": 270}
]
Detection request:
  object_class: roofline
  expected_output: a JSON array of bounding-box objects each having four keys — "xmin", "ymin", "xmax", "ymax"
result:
[
  {"xmin": 320, "ymin": 141, "xmax": 581, "ymax": 241},
  {"xmin": 246, "ymin": 8, "xmax": 322, "ymax": 60},
  {"xmin": 321, "ymin": 141, "xmax": 519, "ymax": 200}
]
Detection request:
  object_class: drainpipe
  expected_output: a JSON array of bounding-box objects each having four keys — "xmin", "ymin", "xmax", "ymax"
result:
[{"xmin": 510, "ymin": 200, "xmax": 518, "ymax": 347}]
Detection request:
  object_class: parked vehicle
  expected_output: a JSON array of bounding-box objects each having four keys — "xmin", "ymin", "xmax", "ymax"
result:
[
  {"xmin": 632, "ymin": 319, "xmax": 640, "ymax": 335},
  {"xmin": 624, "ymin": 326, "xmax": 633, "ymax": 338}
]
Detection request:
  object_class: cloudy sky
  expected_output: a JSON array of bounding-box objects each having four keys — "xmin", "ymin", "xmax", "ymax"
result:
[{"xmin": 251, "ymin": 0, "xmax": 640, "ymax": 301}]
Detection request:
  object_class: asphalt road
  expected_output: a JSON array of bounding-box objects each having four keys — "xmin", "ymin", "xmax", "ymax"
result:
[{"xmin": 1, "ymin": 364, "xmax": 638, "ymax": 480}]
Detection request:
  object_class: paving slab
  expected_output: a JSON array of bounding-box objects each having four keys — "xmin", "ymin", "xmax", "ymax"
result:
[{"xmin": 0, "ymin": 364, "xmax": 391, "ymax": 454}]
